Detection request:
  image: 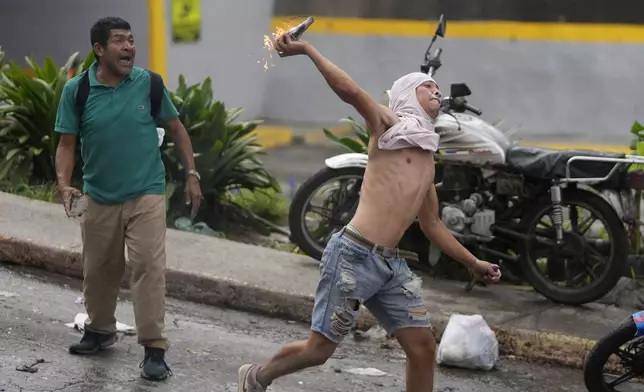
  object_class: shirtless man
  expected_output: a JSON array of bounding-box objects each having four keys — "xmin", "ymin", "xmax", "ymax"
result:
[{"xmin": 237, "ymin": 33, "xmax": 502, "ymax": 392}]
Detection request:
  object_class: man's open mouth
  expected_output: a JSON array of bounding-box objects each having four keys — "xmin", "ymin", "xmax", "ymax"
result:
[{"xmin": 119, "ymin": 55, "xmax": 133, "ymax": 66}]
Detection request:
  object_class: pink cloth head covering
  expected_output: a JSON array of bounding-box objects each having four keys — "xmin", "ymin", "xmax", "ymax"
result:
[{"xmin": 378, "ymin": 72, "xmax": 440, "ymax": 152}]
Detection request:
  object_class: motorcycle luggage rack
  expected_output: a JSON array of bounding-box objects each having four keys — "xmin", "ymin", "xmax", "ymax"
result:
[{"xmin": 563, "ymin": 154, "xmax": 644, "ymax": 184}]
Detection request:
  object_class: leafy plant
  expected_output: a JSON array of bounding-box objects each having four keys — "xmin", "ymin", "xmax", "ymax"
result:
[
  {"xmin": 0, "ymin": 50, "xmax": 95, "ymax": 183},
  {"xmin": 0, "ymin": 180, "xmax": 58, "ymax": 202},
  {"xmin": 323, "ymin": 117, "xmax": 369, "ymax": 153},
  {"xmin": 629, "ymin": 121, "xmax": 644, "ymax": 171},
  {"xmin": 224, "ymin": 187, "xmax": 289, "ymax": 226},
  {"xmin": 162, "ymin": 75, "xmax": 281, "ymax": 230}
]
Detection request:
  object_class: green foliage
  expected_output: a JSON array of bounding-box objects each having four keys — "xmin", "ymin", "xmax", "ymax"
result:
[
  {"xmin": 630, "ymin": 120, "xmax": 644, "ymax": 137},
  {"xmin": 629, "ymin": 121, "xmax": 644, "ymax": 172},
  {"xmin": 224, "ymin": 187, "xmax": 289, "ymax": 226},
  {"xmin": 162, "ymin": 75, "xmax": 281, "ymax": 230},
  {"xmin": 323, "ymin": 117, "xmax": 369, "ymax": 153},
  {"xmin": 0, "ymin": 50, "xmax": 94, "ymax": 184},
  {"xmin": 0, "ymin": 180, "xmax": 58, "ymax": 202}
]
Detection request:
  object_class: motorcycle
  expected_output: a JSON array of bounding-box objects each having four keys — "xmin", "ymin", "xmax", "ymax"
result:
[
  {"xmin": 584, "ymin": 311, "xmax": 644, "ymax": 391},
  {"xmin": 288, "ymin": 14, "xmax": 644, "ymax": 305}
]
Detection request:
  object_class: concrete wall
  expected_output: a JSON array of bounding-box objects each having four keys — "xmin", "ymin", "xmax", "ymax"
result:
[
  {"xmin": 262, "ymin": 34, "xmax": 644, "ymax": 143},
  {"xmin": 265, "ymin": 0, "xmax": 644, "ymax": 143},
  {"xmin": 164, "ymin": 0, "xmax": 274, "ymax": 120},
  {"xmin": 0, "ymin": 0, "xmax": 149, "ymax": 68},
  {"xmin": 2, "ymin": 0, "xmax": 639, "ymax": 143},
  {"xmin": 274, "ymin": 0, "xmax": 644, "ymax": 24}
]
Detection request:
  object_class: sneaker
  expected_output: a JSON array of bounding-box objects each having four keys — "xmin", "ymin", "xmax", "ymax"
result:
[
  {"xmin": 69, "ymin": 330, "xmax": 118, "ymax": 355},
  {"xmin": 237, "ymin": 364, "xmax": 266, "ymax": 392},
  {"xmin": 140, "ymin": 347, "xmax": 172, "ymax": 381}
]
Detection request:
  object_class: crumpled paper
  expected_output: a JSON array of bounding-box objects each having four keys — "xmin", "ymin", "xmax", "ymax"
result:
[
  {"xmin": 343, "ymin": 367, "xmax": 388, "ymax": 376},
  {"xmin": 65, "ymin": 313, "xmax": 135, "ymax": 335}
]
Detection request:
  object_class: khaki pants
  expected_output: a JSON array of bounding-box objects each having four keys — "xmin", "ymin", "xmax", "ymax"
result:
[{"xmin": 80, "ymin": 194, "xmax": 168, "ymax": 350}]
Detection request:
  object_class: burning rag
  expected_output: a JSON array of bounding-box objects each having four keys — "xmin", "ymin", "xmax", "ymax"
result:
[{"xmin": 379, "ymin": 72, "xmax": 440, "ymax": 152}]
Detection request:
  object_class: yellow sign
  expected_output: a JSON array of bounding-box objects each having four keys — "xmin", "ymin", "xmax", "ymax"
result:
[{"xmin": 172, "ymin": 0, "xmax": 201, "ymax": 43}]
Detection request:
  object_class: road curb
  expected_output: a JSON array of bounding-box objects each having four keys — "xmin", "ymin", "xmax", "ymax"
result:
[{"xmin": 0, "ymin": 235, "xmax": 596, "ymax": 370}]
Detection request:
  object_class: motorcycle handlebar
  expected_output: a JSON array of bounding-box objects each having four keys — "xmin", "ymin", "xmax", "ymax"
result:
[
  {"xmin": 445, "ymin": 97, "xmax": 483, "ymax": 116},
  {"xmin": 464, "ymin": 102, "xmax": 483, "ymax": 116}
]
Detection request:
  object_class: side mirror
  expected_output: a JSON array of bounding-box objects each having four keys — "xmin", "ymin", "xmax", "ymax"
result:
[
  {"xmin": 435, "ymin": 15, "xmax": 446, "ymax": 37},
  {"xmin": 450, "ymin": 83, "xmax": 471, "ymax": 98}
]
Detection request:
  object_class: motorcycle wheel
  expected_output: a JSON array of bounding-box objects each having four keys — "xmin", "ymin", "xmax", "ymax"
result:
[
  {"xmin": 289, "ymin": 166, "xmax": 365, "ymax": 261},
  {"xmin": 584, "ymin": 316, "xmax": 644, "ymax": 391},
  {"xmin": 519, "ymin": 187, "xmax": 629, "ymax": 305}
]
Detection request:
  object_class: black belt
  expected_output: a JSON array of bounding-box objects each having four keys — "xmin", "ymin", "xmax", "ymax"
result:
[{"xmin": 342, "ymin": 228, "xmax": 420, "ymax": 262}]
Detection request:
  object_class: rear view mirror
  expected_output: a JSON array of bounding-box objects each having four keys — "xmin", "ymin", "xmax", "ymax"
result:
[
  {"xmin": 450, "ymin": 83, "xmax": 472, "ymax": 98},
  {"xmin": 435, "ymin": 15, "xmax": 446, "ymax": 37}
]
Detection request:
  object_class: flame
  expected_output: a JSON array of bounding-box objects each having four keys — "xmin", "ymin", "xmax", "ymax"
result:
[{"xmin": 261, "ymin": 24, "xmax": 293, "ymax": 71}]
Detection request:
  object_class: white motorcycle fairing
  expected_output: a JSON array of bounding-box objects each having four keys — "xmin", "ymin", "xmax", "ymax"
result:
[
  {"xmin": 324, "ymin": 111, "xmax": 510, "ymax": 172},
  {"xmin": 325, "ymin": 153, "xmax": 369, "ymax": 170}
]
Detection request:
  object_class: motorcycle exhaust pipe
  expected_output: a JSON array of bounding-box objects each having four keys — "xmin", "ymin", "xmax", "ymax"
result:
[
  {"xmin": 450, "ymin": 231, "xmax": 494, "ymax": 244},
  {"xmin": 477, "ymin": 246, "xmax": 519, "ymax": 263},
  {"xmin": 489, "ymin": 224, "xmax": 530, "ymax": 241}
]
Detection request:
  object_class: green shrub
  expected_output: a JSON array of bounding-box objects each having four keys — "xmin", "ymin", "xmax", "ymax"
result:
[
  {"xmin": 0, "ymin": 180, "xmax": 58, "ymax": 202},
  {"xmin": 224, "ymin": 187, "xmax": 289, "ymax": 226},
  {"xmin": 162, "ymin": 75, "xmax": 281, "ymax": 231},
  {"xmin": 323, "ymin": 117, "xmax": 369, "ymax": 153},
  {"xmin": 0, "ymin": 50, "xmax": 94, "ymax": 184}
]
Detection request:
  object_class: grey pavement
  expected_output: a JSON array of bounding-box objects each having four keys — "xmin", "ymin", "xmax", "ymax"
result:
[
  {"xmin": 0, "ymin": 191, "xmax": 635, "ymax": 345},
  {"xmin": 2, "ymin": 264, "xmax": 641, "ymax": 392}
]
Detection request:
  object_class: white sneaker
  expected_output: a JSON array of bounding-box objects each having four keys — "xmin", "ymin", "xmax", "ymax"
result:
[{"xmin": 237, "ymin": 364, "xmax": 265, "ymax": 392}]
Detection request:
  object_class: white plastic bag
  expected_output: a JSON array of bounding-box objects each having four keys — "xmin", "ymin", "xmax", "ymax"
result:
[{"xmin": 437, "ymin": 314, "xmax": 499, "ymax": 371}]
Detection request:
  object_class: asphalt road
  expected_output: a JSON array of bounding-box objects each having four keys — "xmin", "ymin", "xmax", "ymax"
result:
[
  {"xmin": 261, "ymin": 144, "xmax": 344, "ymax": 196},
  {"xmin": 0, "ymin": 263, "xmax": 634, "ymax": 392}
]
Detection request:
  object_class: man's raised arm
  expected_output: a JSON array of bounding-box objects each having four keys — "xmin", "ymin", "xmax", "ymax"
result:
[{"xmin": 273, "ymin": 34, "xmax": 398, "ymax": 135}]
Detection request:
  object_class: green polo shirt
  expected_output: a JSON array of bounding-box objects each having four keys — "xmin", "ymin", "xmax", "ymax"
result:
[{"xmin": 55, "ymin": 62, "xmax": 179, "ymax": 204}]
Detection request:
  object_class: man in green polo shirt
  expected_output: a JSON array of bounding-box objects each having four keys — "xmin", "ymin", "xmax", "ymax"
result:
[{"xmin": 54, "ymin": 16, "xmax": 202, "ymax": 381}]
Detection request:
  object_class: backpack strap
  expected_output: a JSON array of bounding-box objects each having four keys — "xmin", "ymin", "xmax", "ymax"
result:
[
  {"xmin": 75, "ymin": 69, "xmax": 165, "ymax": 127},
  {"xmin": 75, "ymin": 71, "xmax": 91, "ymax": 129},
  {"xmin": 148, "ymin": 70, "xmax": 164, "ymax": 120}
]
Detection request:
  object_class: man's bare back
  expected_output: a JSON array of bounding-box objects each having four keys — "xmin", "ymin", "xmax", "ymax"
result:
[{"xmin": 351, "ymin": 137, "xmax": 435, "ymax": 247}]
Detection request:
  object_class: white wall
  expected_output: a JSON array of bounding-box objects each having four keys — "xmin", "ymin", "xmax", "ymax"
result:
[{"xmin": 165, "ymin": 0, "xmax": 275, "ymax": 120}]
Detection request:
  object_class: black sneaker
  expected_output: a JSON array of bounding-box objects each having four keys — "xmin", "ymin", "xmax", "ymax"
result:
[
  {"xmin": 69, "ymin": 330, "xmax": 118, "ymax": 355},
  {"xmin": 140, "ymin": 347, "xmax": 172, "ymax": 381}
]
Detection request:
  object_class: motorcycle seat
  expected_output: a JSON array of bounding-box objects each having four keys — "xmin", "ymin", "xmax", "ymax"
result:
[{"xmin": 505, "ymin": 146, "xmax": 628, "ymax": 185}]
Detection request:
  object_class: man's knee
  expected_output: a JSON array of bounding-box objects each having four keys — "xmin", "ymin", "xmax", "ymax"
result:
[
  {"xmin": 306, "ymin": 332, "xmax": 339, "ymax": 366},
  {"xmin": 400, "ymin": 328, "xmax": 437, "ymax": 363}
]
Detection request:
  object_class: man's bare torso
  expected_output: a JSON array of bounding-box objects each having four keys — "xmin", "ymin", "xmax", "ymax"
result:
[{"xmin": 349, "ymin": 136, "xmax": 435, "ymax": 248}]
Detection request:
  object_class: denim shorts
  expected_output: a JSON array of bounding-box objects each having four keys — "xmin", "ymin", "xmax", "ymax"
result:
[{"xmin": 311, "ymin": 227, "xmax": 431, "ymax": 343}]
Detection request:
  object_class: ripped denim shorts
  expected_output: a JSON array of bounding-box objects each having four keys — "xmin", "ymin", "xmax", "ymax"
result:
[{"xmin": 310, "ymin": 227, "xmax": 430, "ymax": 344}]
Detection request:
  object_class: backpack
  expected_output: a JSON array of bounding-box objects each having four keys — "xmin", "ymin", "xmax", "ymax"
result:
[{"xmin": 74, "ymin": 69, "xmax": 164, "ymax": 128}]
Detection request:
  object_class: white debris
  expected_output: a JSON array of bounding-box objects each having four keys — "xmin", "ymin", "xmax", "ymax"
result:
[
  {"xmin": 65, "ymin": 313, "xmax": 135, "ymax": 335},
  {"xmin": 343, "ymin": 367, "xmax": 388, "ymax": 376},
  {"xmin": 0, "ymin": 291, "xmax": 17, "ymax": 298}
]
